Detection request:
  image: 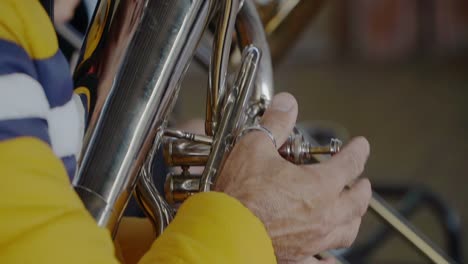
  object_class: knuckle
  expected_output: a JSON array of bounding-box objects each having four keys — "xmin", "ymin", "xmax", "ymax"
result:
[
  {"xmin": 358, "ymin": 201, "xmax": 369, "ymax": 217},
  {"xmin": 352, "ymin": 203, "xmax": 363, "ymax": 219},
  {"xmin": 239, "ymin": 134, "xmax": 274, "ymax": 157},
  {"xmin": 349, "ymin": 201, "xmax": 362, "ymax": 220},
  {"xmin": 349, "ymin": 221, "xmax": 361, "ymax": 245},
  {"xmin": 347, "ymin": 189, "xmax": 365, "ymax": 219},
  {"xmin": 362, "ymin": 179, "xmax": 372, "ymax": 201},
  {"xmin": 334, "ymin": 235, "xmax": 351, "ymax": 249},
  {"xmin": 341, "ymin": 226, "xmax": 360, "ymax": 248},
  {"xmin": 317, "ymin": 216, "xmax": 331, "ymax": 238},
  {"xmin": 348, "ymin": 153, "xmax": 364, "ymax": 176},
  {"xmin": 235, "ymin": 136, "xmax": 253, "ymax": 153},
  {"xmin": 311, "ymin": 170, "xmax": 329, "ymax": 189},
  {"xmin": 309, "ymin": 165, "xmax": 340, "ymax": 195},
  {"xmin": 342, "ymin": 236, "xmax": 354, "ymax": 248},
  {"xmin": 357, "ymin": 179, "xmax": 372, "ymax": 216},
  {"xmin": 359, "ymin": 201, "xmax": 368, "ymax": 217}
]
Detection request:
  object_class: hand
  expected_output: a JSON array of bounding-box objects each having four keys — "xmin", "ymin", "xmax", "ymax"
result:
[{"xmin": 215, "ymin": 93, "xmax": 372, "ymax": 263}]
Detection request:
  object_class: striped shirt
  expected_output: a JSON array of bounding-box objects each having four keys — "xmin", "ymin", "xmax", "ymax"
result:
[
  {"xmin": 0, "ymin": 0, "xmax": 87, "ymax": 179},
  {"xmin": 0, "ymin": 2, "xmax": 276, "ymax": 264}
]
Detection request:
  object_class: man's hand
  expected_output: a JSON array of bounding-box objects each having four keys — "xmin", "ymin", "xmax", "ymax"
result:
[{"xmin": 215, "ymin": 93, "xmax": 372, "ymax": 263}]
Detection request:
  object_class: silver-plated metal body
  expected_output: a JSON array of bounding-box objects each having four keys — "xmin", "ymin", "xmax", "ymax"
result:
[
  {"xmin": 135, "ymin": 142, "xmax": 174, "ymax": 236},
  {"xmin": 206, "ymin": 0, "xmax": 241, "ymax": 135},
  {"xmin": 163, "ymin": 137, "xmax": 343, "ymax": 204},
  {"xmin": 163, "ymin": 136, "xmax": 341, "ymax": 169},
  {"xmin": 73, "ymin": 0, "xmax": 213, "ymax": 233},
  {"xmin": 200, "ymin": 45, "xmax": 262, "ymax": 192},
  {"xmin": 236, "ymin": 0, "xmax": 274, "ymax": 105},
  {"xmin": 163, "ymin": 139, "xmax": 210, "ymax": 167},
  {"xmin": 198, "ymin": 0, "xmax": 274, "ymax": 107},
  {"xmin": 164, "ymin": 129, "xmax": 212, "ymax": 145},
  {"xmin": 74, "ymin": 1, "xmax": 454, "ymax": 262},
  {"xmin": 279, "ymin": 130, "xmax": 342, "ymax": 164},
  {"xmin": 165, "ymin": 173, "xmax": 201, "ymax": 205}
]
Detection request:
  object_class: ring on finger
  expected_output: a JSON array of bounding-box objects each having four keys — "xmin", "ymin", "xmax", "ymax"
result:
[{"xmin": 238, "ymin": 125, "xmax": 277, "ymax": 149}]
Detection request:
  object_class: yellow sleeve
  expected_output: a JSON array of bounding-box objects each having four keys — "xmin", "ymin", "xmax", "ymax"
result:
[
  {"xmin": 0, "ymin": 139, "xmax": 276, "ymax": 264},
  {"xmin": 0, "ymin": 1, "xmax": 276, "ymax": 264},
  {"xmin": 139, "ymin": 192, "xmax": 277, "ymax": 264},
  {"xmin": 0, "ymin": 138, "xmax": 276, "ymax": 264},
  {"xmin": 0, "ymin": 138, "xmax": 119, "ymax": 264}
]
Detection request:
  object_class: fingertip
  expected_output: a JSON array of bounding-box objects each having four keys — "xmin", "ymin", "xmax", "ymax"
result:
[
  {"xmin": 361, "ymin": 177, "xmax": 372, "ymax": 190},
  {"xmin": 350, "ymin": 178, "xmax": 372, "ymax": 216},
  {"xmin": 350, "ymin": 136, "xmax": 370, "ymax": 159},
  {"xmin": 260, "ymin": 93, "xmax": 299, "ymax": 148},
  {"xmin": 323, "ymin": 136, "xmax": 370, "ymax": 189},
  {"xmin": 360, "ymin": 178, "xmax": 372, "ymax": 205},
  {"xmin": 271, "ymin": 92, "xmax": 298, "ymax": 112}
]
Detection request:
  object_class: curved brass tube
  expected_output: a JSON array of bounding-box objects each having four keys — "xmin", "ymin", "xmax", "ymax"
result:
[
  {"xmin": 74, "ymin": 1, "xmax": 454, "ymax": 263},
  {"xmin": 206, "ymin": 0, "xmax": 241, "ymax": 135},
  {"xmin": 196, "ymin": 1, "xmax": 326, "ymax": 67},
  {"xmin": 73, "ymin": 0, "xmax": 214, "ymax": 234}
]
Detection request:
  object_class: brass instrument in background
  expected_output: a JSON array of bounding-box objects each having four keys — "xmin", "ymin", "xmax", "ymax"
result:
[{"xmin": 71, "ymin": 0, "xmax": 455, "ymax": 263}]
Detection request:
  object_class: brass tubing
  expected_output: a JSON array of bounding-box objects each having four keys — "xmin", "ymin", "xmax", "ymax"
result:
[
  {"xmin": 163, "ymin": 139, "xmax": 210, "ymax": 167},
  {"xmin": 164, "ymin": 129, "xmax": 213, "ymax": 145},
  {"xmin": 73, "ymin": 0, "xmax": 214, "ymax": 233},
  {"xmin": 308, "ymin": 146, "xmax": 335, "ymax": 155},
  {"xmin": 200, "ymin": 46, "xmax": 261, "ymax": 191},
  {"xmin": 163, "ymin": 137, "xmax": 339, "ymax": 167},
  {"xmin": 206, "ymin": 0, "xmax": 241, "ymax": 135}
]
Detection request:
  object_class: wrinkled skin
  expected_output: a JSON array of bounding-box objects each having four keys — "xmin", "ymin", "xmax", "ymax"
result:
[
  {"xmin": 216, "ymin": 93, "xmax": 372, "ymax": 263},
  {"xmin": 51, "ymin": 0, "xmax": 371, "ymax": 260}
]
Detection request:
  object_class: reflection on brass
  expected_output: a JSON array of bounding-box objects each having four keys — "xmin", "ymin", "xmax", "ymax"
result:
[
  {"xmin": 73, "ymin": 0, "xmax": 214, "ymax": 234},
  {"xmin": 200, "ymin": 45, "xmax": 262, "ymax": 192},
  {"xmin": 74, "ymin": 1, "xmax": 454, "ymax": 262},
  {"xmin": 164, "ymin": 129, "xmax": 212, "ymax": 145},
  {"xmin": 165, "ymin": 173, "xmax": 201, "ymax": 204},
  {"xmin": 163, "ymin": 139, "xmax": 210, "ymax": 167},
  {"xmin": 163, "ymin": 133, "xmax": 339, "ymax": 168},
  {"xmin": 207, "ymin": 0, "xmax": 241, "ymax": 135},
  {"xmin": 278, "ymin": 131, "xmax": 342, "ymax": 164}
]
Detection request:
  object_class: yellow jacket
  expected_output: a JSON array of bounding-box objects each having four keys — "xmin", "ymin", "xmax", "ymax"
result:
[{"xmin": 0, "ymin": 1, "xmax": 276, "ymax": 263}]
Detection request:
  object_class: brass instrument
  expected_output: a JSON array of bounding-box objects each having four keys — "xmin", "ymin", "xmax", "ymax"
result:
[{"xmin": 72, "ymin": 0, "xmax": 455, "ymax": 263}]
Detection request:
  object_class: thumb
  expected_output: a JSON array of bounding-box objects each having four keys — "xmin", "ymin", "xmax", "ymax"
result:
[{"xmin": 260, "ymin": 92, "xmax": 298, "ymax": 149}]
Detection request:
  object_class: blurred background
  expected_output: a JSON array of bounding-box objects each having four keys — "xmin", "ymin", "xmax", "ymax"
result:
[
  {"xmin": 60, "ymin": 0, "xmax": 468, "ymax": 262},
  {"xmin": 175, "ymin": 0, "xmax": 468, "ymax": 263}
]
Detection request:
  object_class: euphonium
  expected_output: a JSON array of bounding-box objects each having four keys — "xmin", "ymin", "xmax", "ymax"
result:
[
  {"xmin": 73, "ymin": 1, "xmax": 454, "ymax": 263},
  {"xmin": 73, "ymin": 0, "xmax": 276, "ymax": 237}
]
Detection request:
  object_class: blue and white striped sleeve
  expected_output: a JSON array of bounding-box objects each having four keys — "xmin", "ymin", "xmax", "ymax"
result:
[{"xmin": 0, "ymin": 0, "xmax": 85, "ymax": 179}]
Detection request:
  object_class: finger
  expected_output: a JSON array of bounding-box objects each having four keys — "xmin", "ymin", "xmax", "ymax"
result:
[
  {"xmin": 259, "ymin": 92, "xmax": 298, "ymax": 149},
  {"xmin": 325, "ymin": 219, "xmax": 361, "ymax": 250},
  {"xmin": 330, "ymin": 178, "xmax": 372, "ymax": 226},
  {"xmin": 317, "ymin": 137, "xmax": 370, "ymax": 192}
]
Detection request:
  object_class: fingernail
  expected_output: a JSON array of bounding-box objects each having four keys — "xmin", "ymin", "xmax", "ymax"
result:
[{"xmin": 271, "ymin": 93, "xmax": 294, "ymax": 112}]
